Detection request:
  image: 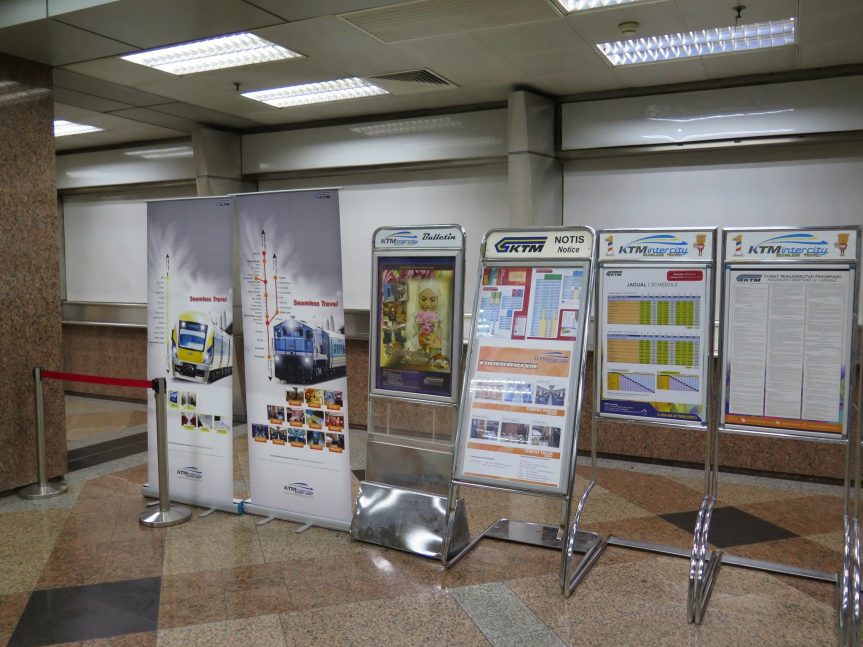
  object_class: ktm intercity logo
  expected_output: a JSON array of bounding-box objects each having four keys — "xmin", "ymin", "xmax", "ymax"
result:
[
  {"xmin": 380, "ymin": 230, "xmax": 418, "ymax": 246},
  {"xmin": 176, "ymin": 466, "xmax": 202, "ymax": 480},
  {"xmin": 284, "ymin": 482, "xmax": 315, "ymax": 497},
  {"xmin": 494, "ymin": 236, "xmax": 547, "ymax": 253},
  {"xmin": 746, "ymin": 233, "xmax": 828, "ymax": 257},
  {"xmin": 618, "ymin": 234, "xmax": 688, "ymax": 256}
]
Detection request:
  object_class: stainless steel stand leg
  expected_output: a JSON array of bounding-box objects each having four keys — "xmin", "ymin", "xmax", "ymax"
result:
[
  {"xmin": 139, "ymin": 378, "xmax": 191, "ymax": 528},
  {"xmin": 19, "ymin": 367, "xmax": 68, "ymax": 500}
]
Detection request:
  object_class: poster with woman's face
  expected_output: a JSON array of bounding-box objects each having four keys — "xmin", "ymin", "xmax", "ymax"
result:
[{"xmin": 374, "ymin": 256, "xmax": 456, "ymax": 399}]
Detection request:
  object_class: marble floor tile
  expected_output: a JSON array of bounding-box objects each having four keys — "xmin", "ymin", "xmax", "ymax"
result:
[
  {"xmin": 0, "ymin": 592, "xmax": 30, "ymax": 646},
  {"xmin": 450, "ymin": 582, "xmax": 563, "ymax": 647},
  {"xmin": 157, "ymin": 614, "xmax": 287, "ymax": 647},
  {"xmin": 728, "ymin": 536, "xmax": 842, "ymax": 573},
  {"xmin": 738, "ymin": 495, "xmax": 845, "ymax": 536},
  {"xmin": 278, "ymin": 592, "xmax": 489, "ymax": 647},
  {"xmin": 162, "ymin": 531, "xmax": 264, "ymax": 576},
  {"xmin": 595, "ymin": 469, "xmax": 703, "ymax": 515}
]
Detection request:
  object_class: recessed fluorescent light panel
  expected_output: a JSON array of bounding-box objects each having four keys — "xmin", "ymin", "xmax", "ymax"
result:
[
  {"xmin": 242, "ymin": 77, "xmax": 388, "ymax": 108},
  {"xmin": 556, "ymin": 0, "xmax": 654, "ymax": 12},
  {"xmin": 597, "ymin": 18, "xmax": 795, "ymax": 66},
  {"xmin": 53, "ymin": 120, "xmax": 103, "ymax": 137},
  {"xmin": 121, "ymin": 32, "xmax": 302, "ymax": 75}
]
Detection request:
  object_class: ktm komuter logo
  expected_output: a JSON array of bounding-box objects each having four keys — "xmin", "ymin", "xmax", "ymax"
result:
[{"xmin": 494, "ymin": 236, "xmax": 547, "ymax": 253}]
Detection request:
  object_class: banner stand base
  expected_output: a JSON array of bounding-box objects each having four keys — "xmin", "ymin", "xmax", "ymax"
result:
[
  {"xmin": 141, "ymin": 484, "xmax": 242, "ymax": 516},
  {"xmin": 351, "ymin": 481, "xmax": 470, "ymax": 559},
  {"xmin": 243, "ymin": 501, "xmax": 351, "ymax": 533}
]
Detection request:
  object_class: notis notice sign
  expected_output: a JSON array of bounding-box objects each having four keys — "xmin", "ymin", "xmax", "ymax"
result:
[{"xmin": 484, "ymin": 229, "xmax": 594, "ymax": 260}]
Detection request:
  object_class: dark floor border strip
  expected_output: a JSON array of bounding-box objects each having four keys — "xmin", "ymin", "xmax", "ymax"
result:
[
  {"xmin": 65, "ymin": 390, "xmax": 146, "ymax": 405},
  {"xmin": 67, "ymin": 432, "xmax": 148, "ymax": 461},
  {"xmin": 67, "ymin": 433, "xmax": 148, "ymax": 472}
]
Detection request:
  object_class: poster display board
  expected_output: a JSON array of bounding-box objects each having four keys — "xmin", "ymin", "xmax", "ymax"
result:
[
  {"xmin": 720, "ymin": 227, "xmax": 859, "ymax": 438},
  {"xmin": 370, "ymin": 226, "xmax": 465, "ymax": 402},
  {"xmin": 597, "ymin": 230, "xmax": 714, "ymax": 427},
  {"xmin": 146, "ymin": 197, "xmax": 235, "ymax": 507},
  {"xmin": 237, "ymin": 190, "xmax": 353, "ymax": 528},
  {"xmin": 454, "ymin": 229, "xmax": 594, "ymax": 495}
]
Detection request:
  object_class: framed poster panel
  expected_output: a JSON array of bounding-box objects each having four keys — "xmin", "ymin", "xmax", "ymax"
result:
[
  {"xmin": 596, "ymin": 228, "xmax": 715, "ymax": 428},
  {"xmin": 719, "ymin": 226, "xmax": 861, "ymax": 440},
  {"xmin": 720, "ymin": 264, "xmax": 855, "ymax": 438},
  {"xmin": 453, "ymin": 228, "xmax": 595, "ymax": 496},
  {"xmin": 370, "ymin": 226, "xmax": 465, "ymax": 404}
]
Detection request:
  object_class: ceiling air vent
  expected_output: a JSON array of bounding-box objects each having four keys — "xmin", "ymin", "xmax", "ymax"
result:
[{"xmin": 368, "ymin": 69, "xmax": 458, "ymax": 95}]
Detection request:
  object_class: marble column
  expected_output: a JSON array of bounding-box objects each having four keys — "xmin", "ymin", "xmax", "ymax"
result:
[{"xmin": 0, "ymin": 53, "xmax": 66, "ymax": 491}]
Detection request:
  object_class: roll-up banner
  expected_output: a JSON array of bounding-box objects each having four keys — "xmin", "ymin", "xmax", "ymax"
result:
[
  {"xmin": 146, "ymin": 196, "xmax": 235, "ymax": 509},
  {"xmin": 596, "ymin": 229, "xmax": 715, "ymax": 427},
  {"xmin": 236, "ymin": 189, "xmax": 352, "ymax": 530}
]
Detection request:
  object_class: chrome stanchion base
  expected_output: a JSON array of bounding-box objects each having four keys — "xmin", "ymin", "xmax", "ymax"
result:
[
  {"xmin": 19, "ymin": 481, "xmax": 69, "ymax": 500},
  {"xmin": 139, "ymin": 505, "xmax": 192, "ymax": 528}
]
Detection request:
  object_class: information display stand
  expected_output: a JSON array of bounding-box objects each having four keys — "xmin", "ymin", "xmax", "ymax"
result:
[
  {"xmin": 442, "ymin": 227, "xmax": 602, "ymax": 595},
  {"xmin": 692, "ymin": 226, "xmax": 861, "ymax": 639},
  {"xmin": 592, "ymin": 228, "xmax": 717, "ymax": 568},
  {"xmin": 351, "ymin": 225, "xmax": 470, "ymax": 558}
]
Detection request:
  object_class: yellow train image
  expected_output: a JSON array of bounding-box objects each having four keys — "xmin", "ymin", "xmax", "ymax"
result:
[{"xmin": 171, "ymin": 311, "xmax": 233, "ymax": 383}]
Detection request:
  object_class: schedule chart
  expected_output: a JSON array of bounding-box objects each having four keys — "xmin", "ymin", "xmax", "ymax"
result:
[{"xmin": 599, "ymin": 266, "xmax": 710, "ymax": 424}]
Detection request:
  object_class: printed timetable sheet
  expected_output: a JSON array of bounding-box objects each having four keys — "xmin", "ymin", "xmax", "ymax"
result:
[
  {"xmin": 724, "ymin": 268, "xmax": 852, "ymax": 434},
  {"xmin": 599, "ymin": 266, "xmax": 710, "ymax": 425}
]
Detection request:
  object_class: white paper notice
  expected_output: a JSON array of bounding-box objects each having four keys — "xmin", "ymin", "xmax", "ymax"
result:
[{"xmin": 724, "ymin": 268, "xmax": 852, "ymax": 434}]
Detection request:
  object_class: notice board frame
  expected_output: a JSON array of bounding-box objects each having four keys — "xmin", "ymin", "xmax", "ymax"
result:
[
  {"xmin": 351, "ymin": 224, "xmax": 469, "ymax": 560},
  {"xmin": 692, "ymin": 225, "xmax": 862, "ymax": 638},
  {"xmin": 443, "ymin": 226, "xmax": 604, "ymax": 597}
]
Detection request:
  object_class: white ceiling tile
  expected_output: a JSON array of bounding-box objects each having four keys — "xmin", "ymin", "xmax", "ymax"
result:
[
  {"xmin": 55, "ymin": 0, "xmax": 282, "ymax": 49},
  {"xmin": 53, "ymin": 69, "xmax": 172, "ymax": 106},
  {"xmin": 799, "ymin": 0, "xmax": 858, "ymax": 18},
  {"xmin": 675, "ymin": 0, "xmax": 797, "ymax": 32},
  {"xmin": 109, "ymin": 107, "xmax": 197, "ymax": 131},
  {"xmin": 701, "ymin": 47, "xmax": 800, "ymax": 80},
  {"xmin": 52, "ymin": 86, "xmax": 133, "ymax": 112},
  {"xmin": 245, "ymin": 0, "xmax": 409, "ymax": 22},
  {"xmin": 568, "ymin": 0, "xmax": 686, "ymax": 44},
  {"xmin": 0, "ymin": 19, "xmax": 133, "ymax": 66},
  {"xmin": 797, "ymin": 3, "xmax": 863, "ymax": 68},
  {"xmin": 62, "ymin": 56, "xmax": 170, "ymax": 87},
  {"xmin": 392, "ymin": 34, "xmax": 521, "ymax": 88},
  {"xmin": 255, "ymin": 17, "xmax": 420, "ymax": 77},
  {"xmin": 613, "ymin": 57, "xmax": 708, "ymax": 87},
  {"xmin": 0, "ymin": 0, "xmax": 47, "ymax": 29},
  {"xmin": 341, "ymin": 0, "xmax": 559, "ymax": 43},
  {"xmin": 151, "ymin": 102, "xmax": 259, "ymax": 129},
  {"xmin": 474, "ymin": 19, "xmax": 614, "ymax": 79},
  {"xmin": 54, "ymin": 102, "xmax": 167, "ymax": 128}
]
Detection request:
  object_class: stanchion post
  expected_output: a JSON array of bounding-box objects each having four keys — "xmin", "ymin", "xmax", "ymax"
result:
[
  {"xmin": 139, "ymin": 377, "xmax": 191, "ymax": 528},
  {"xmin": 19, "ymin": 367, "xmax": 68, "ymax": 500}
]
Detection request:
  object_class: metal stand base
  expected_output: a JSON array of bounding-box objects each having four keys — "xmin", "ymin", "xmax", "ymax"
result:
[
  {"xmin": 139, "ymin": 505, "xmax": 192, "ymax": 527},
  {"xmin": 19, "ymin": 481, "xmax": 68, "ymax": 500},
  {"xmin": 352, "ymin": 481, "xmax": 470, "ymax": 559}
]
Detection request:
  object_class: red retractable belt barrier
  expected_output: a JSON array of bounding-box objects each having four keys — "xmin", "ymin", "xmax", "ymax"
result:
[{"xmin": 41, "ymin": 370, "xmax": 152, "ymax": 390}]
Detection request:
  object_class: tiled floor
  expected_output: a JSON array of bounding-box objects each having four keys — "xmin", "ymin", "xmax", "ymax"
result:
[{"xmin": 0, "ymin": 396, "xmax": 846, "ymax": 646}]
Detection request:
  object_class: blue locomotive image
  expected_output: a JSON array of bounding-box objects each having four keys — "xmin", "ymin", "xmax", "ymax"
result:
[{"xmin": 272, "ymin": 318, "xmax": 346, "ymax": 384}]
